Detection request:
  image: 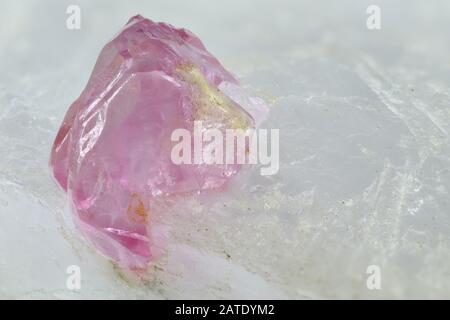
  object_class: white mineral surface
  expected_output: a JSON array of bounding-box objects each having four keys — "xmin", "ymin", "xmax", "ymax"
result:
[{"xmin": 1, "ymin": 0, "xmax": 450, "ymax": 299}]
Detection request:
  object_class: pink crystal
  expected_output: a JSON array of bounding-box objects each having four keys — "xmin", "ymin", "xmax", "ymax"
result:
[{"xmin": 50, "ymin": 15, "xmax": 268, "ymax": 269}]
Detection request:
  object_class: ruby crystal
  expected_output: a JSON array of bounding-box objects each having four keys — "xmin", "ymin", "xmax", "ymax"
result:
[{"xmin": 50, "ymin": 15, "xmax": 268, "ymax": 269}]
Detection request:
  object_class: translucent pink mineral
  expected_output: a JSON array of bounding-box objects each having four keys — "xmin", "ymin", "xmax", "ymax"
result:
[{"xmin": 50, "ymin": 15, "xmax": 268, "ymax": 269}]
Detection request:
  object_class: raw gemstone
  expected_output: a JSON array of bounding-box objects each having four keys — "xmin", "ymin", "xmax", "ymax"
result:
[{"xmin": 50, "ymin": 15, "xmax": 268, "ymax": 269}]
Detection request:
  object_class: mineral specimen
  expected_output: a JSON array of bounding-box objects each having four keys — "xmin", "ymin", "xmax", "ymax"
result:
[{"xmin": 50, "ymin": 15, "xmax": 267, "ymax": 269}]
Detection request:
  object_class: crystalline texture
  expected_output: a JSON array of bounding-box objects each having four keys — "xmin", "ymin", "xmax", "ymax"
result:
[{"xmin": 50, "ymin": 15, "xmax": 267, "ymax": 269}]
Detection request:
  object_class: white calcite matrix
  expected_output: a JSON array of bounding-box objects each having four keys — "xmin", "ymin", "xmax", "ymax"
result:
[{"xmin": 1, "ymin": 0, "xmax": 450, "ymax": 298}]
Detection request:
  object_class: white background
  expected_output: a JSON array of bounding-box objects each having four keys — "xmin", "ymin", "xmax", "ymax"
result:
[{"xmin": 1, "ymin": 0, "xmax": 450, "ymax": 298}]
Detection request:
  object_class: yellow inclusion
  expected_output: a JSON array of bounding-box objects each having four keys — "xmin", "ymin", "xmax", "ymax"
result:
[
  {"xmin": 127, "ymin": 193, "xmax": 149, "ymax": 224},
  {"xmin": 176, "ymin": 64, "xmax": 253, "ymax": 130}
]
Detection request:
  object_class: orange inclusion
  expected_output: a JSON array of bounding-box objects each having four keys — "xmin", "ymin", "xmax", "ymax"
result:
[{"xmin": 127, "ymin": 193, "xmax": 149, "ymax": 224}]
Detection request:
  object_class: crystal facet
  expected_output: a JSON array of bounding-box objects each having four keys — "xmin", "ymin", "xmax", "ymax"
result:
[{"xmin": 50, "ymin": 15, "xmax": 268, "ymax": 269}]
